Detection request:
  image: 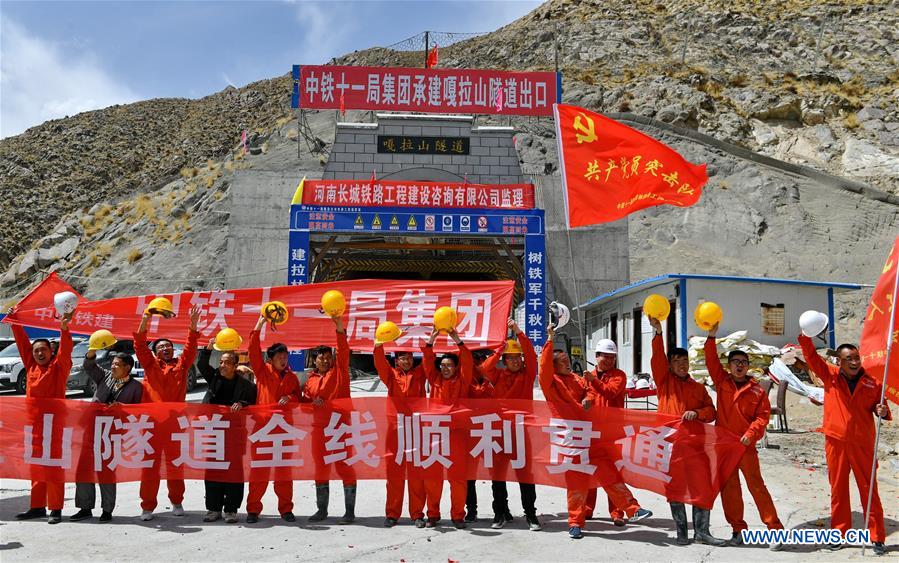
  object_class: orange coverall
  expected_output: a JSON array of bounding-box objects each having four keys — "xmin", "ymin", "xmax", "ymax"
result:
[
  {"xmin": 799, "ymin": 335, "xmax": 891, "ymax": 542},
  {"xmin": 134, "ymin": 328, "xmax": 199, "ymax": 512},
  {"xmin": 303, "ymin": 331, "xmax": 354, "ymax": 486},
  {"xmin": 584, "ymin": 366, "xmax": 641, "ymax": 522},
  {"xmin": 538, "ymin": 341, "xmax": 640, "ymax": 528},
  {"xmin": 480, "ymin": 333, "xmax": 538, "ymax": 400},
  {"xmin": 374, "ymin": 345, "xmax": 428, "ymax": 521},
  {"xmin": 422, "ymin": 343, "xmax": 473, "ymax": 521},
  {"xmin": 246, "ymin": 329, "xmax": 304, "ymax": 515},
  {"xmin": 12, "ymin": 325, "xmax": 72, "ymax": 511},
  {"xmin": 704, "ymin": 337, "xmax": 783, "ymax": 533}
]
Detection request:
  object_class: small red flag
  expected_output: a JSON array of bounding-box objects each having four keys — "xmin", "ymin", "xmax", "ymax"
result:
[
  {"xmin": 339, "ymin": 90, "xmax": 346, "ymax": 116},
  {"xmin": 553, "ymin": 103, "xmax": 708, "ymax": 227},
  {"xmin": 426, "ymin": 44, "xmax": 438, "ymax": 69},
  {"xmin": 860, "ymin": 236, "xmax": 899, "ymax": 406}
]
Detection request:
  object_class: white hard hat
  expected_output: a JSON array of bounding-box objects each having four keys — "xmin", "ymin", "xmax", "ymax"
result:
[
  {"xmin": 595, "ymin": 338, "xmax": 618, "ymax": 355},
  {"xmin": 549, "ymin": 301, "xmax": 570, "ymax": 330},
  {"xmin": 799, "ymin": 310, "xmax": 829, "ymax": 338},
  {"xmin": 53, "ymin": 291, "xmax": 79, "ymax": 316},
  {"xmin": 635, "ymin": 379, "xmax": 650, "ymax": 389}
]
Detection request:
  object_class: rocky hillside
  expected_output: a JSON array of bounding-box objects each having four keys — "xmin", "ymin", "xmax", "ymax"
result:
[{"xmin": 1, "ymin": 0, "xmax": 897, "ymax": 342}]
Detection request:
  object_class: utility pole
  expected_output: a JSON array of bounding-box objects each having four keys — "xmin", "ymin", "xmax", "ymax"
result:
[{"xmin": 424, "ymin": 31, "xmax": 429, "ymax": 68}]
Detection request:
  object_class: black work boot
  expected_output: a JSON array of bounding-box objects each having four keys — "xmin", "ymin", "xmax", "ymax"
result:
[
  {"xmin": 15, "ymin": 508, "xmax": 47, "ymax": 520},
  {"xmin": 669, "ymin": 502, "xmax": 691, "ymax": 545},
  {"xmin": 692, "ymin": 506, "xmax": 727, "ymax": 546},
  {"xmin": 338, "ymin": 485, "xmax": 356, "ymax": 524},
  {"xmin": 308, "ymin": 484, "xmax": 329, "ymax": 522}
]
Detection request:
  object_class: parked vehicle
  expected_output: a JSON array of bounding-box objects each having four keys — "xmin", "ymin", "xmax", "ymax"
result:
[
  {"xmin": 0, "ymin": 343, "xmax": 26, "ymax": 393},
  {"xmin": 0, "ymin": 337, "xmax": 16, "ymax": 352}
]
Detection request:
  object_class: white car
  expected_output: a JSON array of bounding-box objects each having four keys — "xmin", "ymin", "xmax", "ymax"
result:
[{"xmin": 0, "ymin": 343, "xmax": 27, "ymax": 393}]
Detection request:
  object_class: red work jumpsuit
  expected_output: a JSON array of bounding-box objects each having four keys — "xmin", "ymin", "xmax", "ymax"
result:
[
  {"xmin": 374, "ymin": 345, "xmax": 427, "ymax": 521},
  {"xmin": 584, "ymin": 366, "xmax": 642, "ymax": 522},
  {"xmin": 422, "ymin": 343, "xmax": 473, "ymax": 521},
  {"xmin": 538, "ymin": 341, "xmax": 640, "ymax": 528},
  {"xmin": 12, "ymin": 325, "xmax": 72, "ymax": 511},
  {"xmin": 704, "ymin": 337, "xmax": 783, "ymax": 533},
  {"xmin": 246, "ymin": 329, "xmax": 303, "ymax": 515},
  {"xmin": 799, "ymin": 335, "xmax": 892, "ymax": 542},
  {"xmin": 134, "ymin": 328, "xmax": 199, "ymax": 512}
]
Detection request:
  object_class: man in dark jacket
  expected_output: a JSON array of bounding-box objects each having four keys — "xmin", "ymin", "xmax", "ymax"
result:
[
  {"xmin": 70, "ymin": 350, "xmax": 143, "ymax": 523},
  {"xmin": 198, "ymin": 342, "xmax": 257, "ymax": 523}
]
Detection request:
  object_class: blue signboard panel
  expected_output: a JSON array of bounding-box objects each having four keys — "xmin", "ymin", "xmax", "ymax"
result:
[{"xmin": 288, "ymin": 203, "xmax": 546, "ymax": 365}]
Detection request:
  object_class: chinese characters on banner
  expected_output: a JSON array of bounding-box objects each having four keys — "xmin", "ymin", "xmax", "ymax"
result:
[
  {"xmin": 3, "ymin": 274, "xmax": 515, "ymax": 353},
  {"xmin": 300, "ymin": 180, "xmax": 535, "ymax": 210},
  {"xmin": 293, "ymin": 65, "xmax": 560, "ymax": 117},
  {"xmin": 859, "ymin": 236, "xmax": 899, "ymax": 405},
  {"xmin": 524, "ymin": 235, "xmax": 546, "ymax": 351},
  {"xmin": 378, "ymin": 135, "xmax": 470, "ymax": 155},
  {"xmin": 1, "ymin": 397, "xmax": 746, "ymax": 508},
  {"xmin": 553, "ymin": 104, "xmax": 709, "ymax": 227}
]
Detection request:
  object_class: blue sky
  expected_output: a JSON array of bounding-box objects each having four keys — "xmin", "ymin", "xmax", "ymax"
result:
[{"xmin": 0, "ymin": 0, "xmax": 542, "ymax": 138}]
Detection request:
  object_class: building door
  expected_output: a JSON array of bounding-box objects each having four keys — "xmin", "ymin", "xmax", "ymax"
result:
[
  {"xmin": 610, "ymin": 313, "xmax": 618, "ymax": 347},
  {"xmin": 667, "ymin": 299, "xmax": 678, "ymax": 353},
  {"xmin": 632, "ymin": 308, "xmax": 643, "ymax": 374}
]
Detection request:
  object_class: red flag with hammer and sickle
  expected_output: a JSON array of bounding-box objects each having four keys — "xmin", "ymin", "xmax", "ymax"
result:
[{"xmin": 553, "ymin": 104, "xmax": 708, "ymax": 227}]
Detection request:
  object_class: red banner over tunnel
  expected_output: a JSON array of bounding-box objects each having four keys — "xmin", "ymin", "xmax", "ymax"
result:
[{"xmin": 0, "ymin": 397, "xmax": 745, "ymax": 508}]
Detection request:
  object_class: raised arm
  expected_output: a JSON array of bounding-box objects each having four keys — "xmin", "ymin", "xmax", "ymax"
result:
[
  {"xmin": 703, "ymin": 329, "xmax": 728, "ymax": 389},
  {"xmin": 176, "ymin": 306, "xmax": 201, "ymax": 376},
  {"xmin": 373, "ymin": 344, "xmax": 393, "ymax": 390},
  {"xmin": 197, "ymin": 346, "xmax": 216, "ymax": 383},
  {"xmin": 334, "ymin": 316, "xmax": 350, "ymax": 396},
  {"xmin": 133, "ymin": 318, "xmax": 159, "ymax": 378},
  {"xmin": 54, "ymin": 321, "xmax": 73, "ymax": 377},
  {"xmin": 797, "ymin": 334, "xmax": 837, "ymax": 388},
  {"xmin": 11, "ymin": 323, "xmax": 35, "ymax": 372},
  {"xmin": 457, "ymin": 341, "xmax": 474, "ymax": 392},
  {"xmin": 82, "ymin": 350, "xmax": 106, "ymax": 384},
  {"xmin": 248, "ymin": 317, "xmax": 273, "ymax": 388},
  {"xmin": 478, "ymin": 343, "xmax": 504, "ymax": 384},
  {"xmin": 421, "ymin": 338, "xmax": 438, "ymax": 385},
  {"xmin": 649, "ymin": 320, "xmax": 670, "ymax": 388},
  {"xmin": 538, "ymin": 326, "xmax": 557, "ymax": 402},
  {"xmin": 519, "ymin": 329, "xmax": 538, "ymax": 386}
]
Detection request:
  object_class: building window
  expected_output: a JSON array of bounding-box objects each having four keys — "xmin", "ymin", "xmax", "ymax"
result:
[
  {"xmin": 761, "ymin": 302, "xmax": 785, "ymax": 335},
  {"xmin": 622, "ymin": 313, "xmax": 632, "ymax": 345}
]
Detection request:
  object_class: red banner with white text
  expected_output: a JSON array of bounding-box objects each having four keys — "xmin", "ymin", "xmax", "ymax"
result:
[
  {"xmin": 0, "ymin": 397, "xmax": 744, "ymax": 508},
  {"xmin": 2, "ymin": 274, "xmax": 515, "ymax": 353},
  {"xmin": 301, "ymin": 180, "xmax": 535, "ymax": 210},
  {"xmin": 293, "ymin": 65, "xmax": 560, "ymax": 116}
]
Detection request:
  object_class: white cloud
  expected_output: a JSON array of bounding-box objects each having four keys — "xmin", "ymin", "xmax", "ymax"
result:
[
  {"xmin": 292, "ymin": 2, "xmax": 359, "ymax": 64},
  {"xmin": 0, "ymin": 17, "xmax": 139, "ymax": 138}
]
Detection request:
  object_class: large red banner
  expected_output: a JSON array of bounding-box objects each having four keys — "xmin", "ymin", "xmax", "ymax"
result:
[
  {"xmin": 293, "ymin": 65, "xmax": 560, "ymax": 116},
  {"xmin": 2, "ymin": 274, "xmax": 515, "ymax": 353},
  {"xmin": 554, "ymin": 104, "xmax": 708, "ymax": 227},
  {"xmin": 860, "ymin": 235, "xmax": 899, "ymax": 405},
  {"xmin": 0, "ymin": 397, "xmax": 745, "ymax": 507},
  {"xmin": 301, "ymin": 180, "xmax": 535, "ymax": 210}
]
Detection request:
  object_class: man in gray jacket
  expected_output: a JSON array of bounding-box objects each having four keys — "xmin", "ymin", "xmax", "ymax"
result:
[{"xmin": 70, "ymin": 350, "xmax": 143, "ymax": 523}]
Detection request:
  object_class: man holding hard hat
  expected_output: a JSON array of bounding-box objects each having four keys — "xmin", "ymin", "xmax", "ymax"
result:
[
  {"xmin": 134, "ymin": 301, "xmax": 201, "ymax": 521},
  {"xmin": 10, "ymin": 295, "xmax": 75, "ymax": 525},
  {"xmin": 704, "ymin": 322, "xmax": 784, "ymax": 548},
  {"xmin": 797, "ymin": 313, "xmax": 890, "ymax": 556},
  {"xmin": 582, "ymin": 338, "xmax": 650, "ymax": 528},
  {"xmin": 246, "ymin": 303, "xmax": 303, "ymax": 523},
  {"xmin": 373, "ymin": 321, "xmax": 428, "ymax": 528}
]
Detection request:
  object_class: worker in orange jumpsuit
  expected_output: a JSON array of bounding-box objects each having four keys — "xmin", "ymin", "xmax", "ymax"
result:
[
  {"xmin": 648, "ymin": 318, "xmax": 724, "ymax": 546},
  {"xmin": 11, "ymin": 310, "xmax": 74, "ymax": 525},
  {"xmin": 704, "ymin": 323, "xmax": 783, "ymax": 549},
  {"xmin": 134, "ymin": 305, "xmax": 200, "ymax": 521},
  {"xmin": 582, "ymin": 339, "xmax": 647, "ymax": 527},
  {"xmin": 246, "ymin": 314, "xmax": 304, "ymax": 523},
  {"xmin": 374, "ymin": 342, "xmax": 427, "ymax": 527},
  {"xmin": 304, "ymin": 315, "xmax": 355, "ymax": 524},
  {"xmin": 478, "ymin": 319, "xmax": 542, "ymax": 531},
  {"xmin": 463, "ymin": 346, "xmax": 497, "ymax": 523},
  {"xmin": 539, "ymin": 324, "xmax": 651, "ymax": 539},
  {"xmin": 798, "ymin": 334, "xmax": 891, "ymax": 555},
  {"xmin": 421, "ymin": 327, "xmax": 473, "ymax": 529}
]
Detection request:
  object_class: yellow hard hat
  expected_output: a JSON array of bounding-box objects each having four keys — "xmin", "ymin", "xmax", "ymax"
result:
[
  {"xmin": 145, "ymin": 297, "xmax": 176, "ymax": 318},
  {"xmin": 320, "ymin": 290, "xmax": 346, "ymax": 318},
  {"xmin": 643, "ymin": 293, "xmax": 671, "ymax": 321},
  {"xmin": 374, "ymin": 321, "xmax": 403, "ymax": 345},
  {"xmin": 694, "ymin": 301, "xmax": 723, "ymax": 331},
  {"xmin": 213, "ymin": 328, "xmax": 243, "ymax": 351},
  {"xmin": 433, "ymin": 306, "xmax": 458, "ymax": 333},
  {"xmin": 503, "ymin": 339, "xmax": 522, "ymax": 355},
  {"xmin": 88, "ymin": 329, "xmax": 117, "ymax": 351},
  {"xmin": 262, "ymin": 301, "xmax": 289, "ymax": 325}
]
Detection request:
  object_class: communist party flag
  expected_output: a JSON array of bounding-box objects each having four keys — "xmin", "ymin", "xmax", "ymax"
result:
[
  {"xmin": 860, "ymin": 235, "xmax": 899, "ymax": 405},
  {"xmin": 553, "ymin": 104, "xmax": 708, "ymax": 227}
]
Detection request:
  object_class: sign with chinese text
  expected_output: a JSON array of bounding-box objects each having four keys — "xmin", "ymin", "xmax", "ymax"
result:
[
  {"xmin": 3, "ymin": 274, "xmax": 514, "ymax": 353},
  {"xmin": 554, "ymin": 103, "xmax": 708, "ymax": 227},
  {"xmin": 378, "ymin": 135, "xmax": 469, "ymax": 155},
  {"xmin": 0, "ymin": 396, "xmax": 745, "ymax": 507},
  {"xmin": 301, "ymin": 180, "xmax": 535, "ymax": 210},
  {"xmin": 293, "ymin": 65, "xmax": 561, "ymax": 116}
]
